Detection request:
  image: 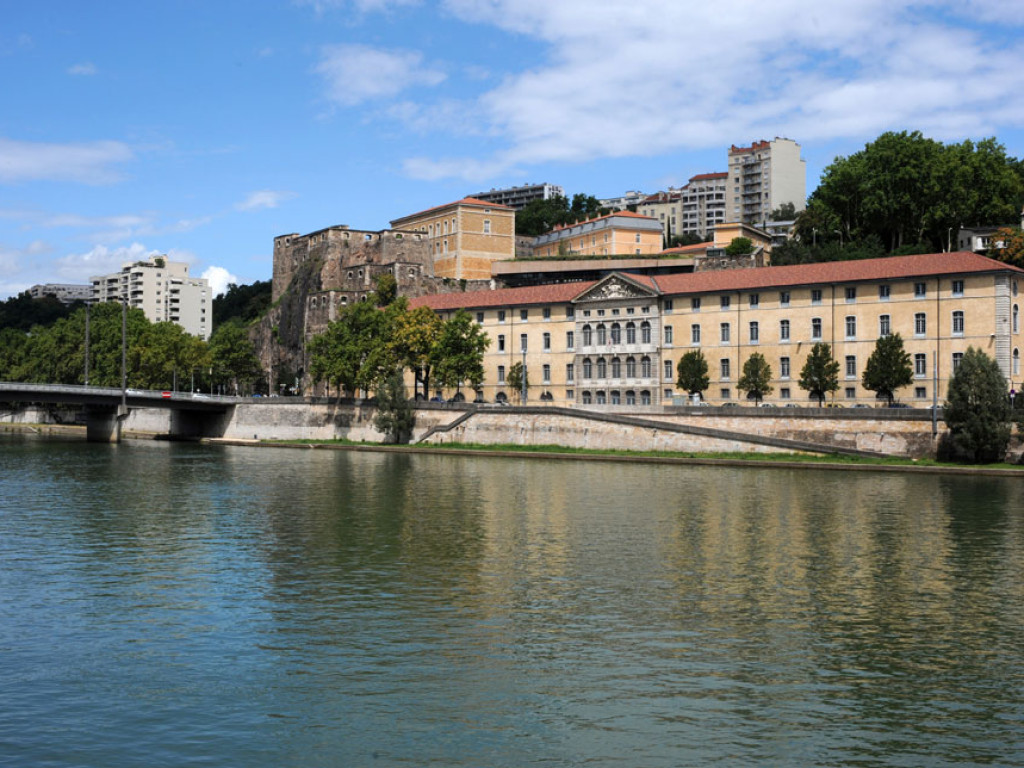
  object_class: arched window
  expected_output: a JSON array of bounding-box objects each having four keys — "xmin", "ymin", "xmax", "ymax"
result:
[
  {"xmin": 640, "ymin": 390, "xmax": 651, "ymax": 405},
  {"xmin": 1014, "ymin": 304, "xmax": 1019, "ymax": 334},
  {"xmin": 582, "ymin": 358, "xmax": 593, "ymax": 379},
  {"xmin": 597, "ymin": 358, "xmax": 607, "ymax": 378},
  {"xmin": 610, "ymin": 323, "xmax": 621, "ymax": 344},
  {"xmin": 626, "ymin": 357, "xmax": 637, "ymax": 378},
  {"xmin": 582, "ymin": 391, "xmax": 592, "ymax": 405},
  {"xmin": 610, "ymin": 390, "xmax": 621, "ymax": 405},
  {"xmin": 611, "ymin": 357, "xmax": 621, "ymax": 378},
  {"xmin": 596, "ymin": 324, "xmax": 607, "ymax": 345},
  {"xmin": 626, "ymin": 322, "xmax": 636, "ymax": 344},
  {"xmin": 626, "ymin": 390, "xmax": 636, "ymax": 406},
  {"xmin": 641, "ymin": 356, "xmax": 652, "ymax": 378},
  {"xmin": 641, "ymin": 321, "xmax": 652, "ymax": 344},
  {"xmin": 582, "ymin": 324, "xmax": 593, "ymax": 346},
  {"xmin": 1015, "ymin": 348, "xmax": 1020, "ymax": 376},
  {"xmin": 596, "ymin": 391, "xmax": 607, "ymax": 405}
]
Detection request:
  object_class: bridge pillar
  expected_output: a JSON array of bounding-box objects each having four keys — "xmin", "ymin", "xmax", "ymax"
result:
[{"xmin": 85, "ymin": 405, "xmax": 127, "ymax": 443}]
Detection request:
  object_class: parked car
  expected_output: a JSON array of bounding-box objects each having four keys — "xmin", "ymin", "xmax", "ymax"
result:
[{"xmin": 758, "ymin": 402, "xmax": 776, "ymax": 408}]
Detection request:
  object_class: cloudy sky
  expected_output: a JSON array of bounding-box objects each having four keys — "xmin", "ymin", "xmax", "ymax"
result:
[{"xmin": 1, "ymin": 0, "xmax": 1022, "ymax": 298}]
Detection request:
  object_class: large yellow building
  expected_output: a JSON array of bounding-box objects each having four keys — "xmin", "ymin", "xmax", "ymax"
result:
[
  {"xmin": 412, "ymin": 251, "xmax": 1024, "ymax": 407},
  {"xmin": 390, "ymin": 197, "xmax": 515, "ymax": 281}
]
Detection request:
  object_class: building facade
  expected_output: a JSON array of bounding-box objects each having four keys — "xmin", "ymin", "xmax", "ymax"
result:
[
  {"xmin": 91, "ymin": 256, "xmax": 211, "ymax": 339},
  {"xmin": 29, "ymin": 283, "xmax": 92, "ymax": 305},
  {"xmin": 727, "ymin": 138, "xmax": 806, "ymax": 226},
  {"xmin": 638, "ymin": 190, "xmax": 682, "ymax": 241},
  {"xmin": 389, "ymin": 198, "xmax": 515, "ymax": 281},
  {"xmin": 532, "ymin": 211, "xmax": 664, "ymax": 258},
  {"xmin": 680, "ymin": 172, "xmax": 729, "ymax": 238},
  {"xmin": 412, "ymin": 252, "xmax": 1023, "ymax": 408},
  {"xmin": 468, "ymin": 183, "xmax": 564, "ymax": 210}
]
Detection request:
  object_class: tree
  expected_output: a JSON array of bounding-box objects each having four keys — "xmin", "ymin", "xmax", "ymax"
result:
[
  {"xmin": 390, "ymin": 305, "xmax": 444, "ymax": 399},
  {"xmin": 373, "ymin": 368, "xmax": 415, "ymax": 444},
  {"xmin": 987, "ymin": 226, "xmax": 1024, "ymax": 269},
  {"xmin": 676, "ymin": 350, "xmax": 710, "ymax": 398},
  {"xmin": 861, "ymin": 333, "xmax": 914, "ymax": 405},
  {"xmin": 308, "ymin": 300, "xmax": 393, "ymax": 398},
  {"xmin": 943, "ymin": 347, "xmax": 1011, "ymax": 463},
  {"xmin": 738, "ymin": 352, "xmax": 773, "ymax": 404},
  {"xmin": 131, "ymin": 321, "xmax": 209, "ymax": 390},
  {"xmin": 725, "ymin": 237, "xmax": 754, "ymax": 256},
  {"xmin": 212, "ymin": 280, "xmax": 271, "ymax": 326},
  {"xmin": 515, "ymin": 193, "xmax": 607, "ymax": 236},
  {"xmin": 372, "ymin": 272, "xmax": 398, "ymax": 307},
  {"xmin": 770, "ymin": 202, "xmax": 797, "ymax": 221},
  {"xmin": 433, "ymin": 309, "xmax": 490, "ymax": 397},
  {"xmin": 209, "ymin": 319, "xmax": 262, "ymax": 394},
  {"xmin": 799, "ymin": 342, "xmax": 840, "ymax": 406},
  {"xmin": 506, "ymin": 361, "xmax": 529, "ymax": 404}
]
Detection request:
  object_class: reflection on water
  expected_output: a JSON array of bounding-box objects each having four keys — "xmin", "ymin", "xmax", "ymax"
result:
[{"xmin": 0, "ymin": 436, "xmax": 1021, "ymax": 767}]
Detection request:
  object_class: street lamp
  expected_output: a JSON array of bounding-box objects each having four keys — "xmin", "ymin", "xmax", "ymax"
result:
[{"xmin": 521, "ymin": 346, "xmax": 527, "ymax": 405}]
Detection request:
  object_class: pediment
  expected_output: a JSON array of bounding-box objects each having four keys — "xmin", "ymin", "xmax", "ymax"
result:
[{"xmin": 572, "ymin": 273, "xmax": 659, "ymax": 304}]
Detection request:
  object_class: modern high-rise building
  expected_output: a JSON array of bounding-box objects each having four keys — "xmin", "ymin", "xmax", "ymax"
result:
[
  {"xmin": 727, "ymin": 138, "xmax": 806, "ymax": 226},
  {"xmin": 28, "ymin": 283, "xmax": 93, "ymax": 305},
  {"xmin": 91, "ymin": 255, "xmax": 211, "ymax": 340},
  {"xmin": 680, "ymin": 172, "xmax": 729, "ymax": 238},
  {"xmin": 468, "ymin": 183, "xmax": 565, "ymax": 210}
]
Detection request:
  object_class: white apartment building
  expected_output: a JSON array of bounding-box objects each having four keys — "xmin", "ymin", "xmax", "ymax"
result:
[
  {"xmin": 469, "ymin": 183, "xmax": 565, "ymax": 210},
  {"xmin": 681, "ymin": 172, "xmax": 728, "ymax": 238},
  {"xmin": 728, "ymin": 138, "xmax": 806, "ymax": 226},
  {"xmin": 91, "ymin": 256, "xmax": 211, "ymax": 340}
]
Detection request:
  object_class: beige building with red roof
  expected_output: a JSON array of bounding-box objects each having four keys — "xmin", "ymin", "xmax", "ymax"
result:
[
  {"xmin": 390, "ymin": 197, "xmax": 515, "ymax": 281},
  {"xmin": 411, "ymin": 251, "xmax": 1024, "ymax": 408},
  {"xmin": 532, "ymin": 211, "xmax": 664, "ymax": 258}
]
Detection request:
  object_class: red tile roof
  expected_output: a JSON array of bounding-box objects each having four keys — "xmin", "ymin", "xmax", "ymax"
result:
[
  {"xmin": 410, "ymin": 252, "xmax": 1021, "ymax": 312},
  {"xmin": 729, "ymin": 140, "xmax": 771, "ymax": 154},
  {"xmin": 688, "ymin": 172, "xmax": 728, "ymax": 181},
  {"xmin": 546, "ymin": 209, "xmax": 659, "ymax": 233},
  {"xmin": 653, "ymin": 251, "xmax": 1022, "ymax": 296},
  {"xmin": 391, "ymin": 197, "xmax": 512, "ymax": 224}
]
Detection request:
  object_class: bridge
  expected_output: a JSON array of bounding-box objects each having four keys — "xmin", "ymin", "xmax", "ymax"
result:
[{"xmin": 0, "ymin": 382, "xmax": 236, "ymax": 442}]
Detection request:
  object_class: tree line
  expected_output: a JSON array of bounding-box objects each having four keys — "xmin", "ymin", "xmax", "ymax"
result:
[
  {"xmin": 0, "ymin": 302, "xmax": 264, "ymax": 395},
  {"xmin": 308, "ymin": 275, "xmax": 490, "ymax": 401},
  {"xmin": 676, "ymin": 337, "xmax": 1023, "ymax": 463},
  {"xmin": 775, "ymin": 131, "xmax": 1024, "ymax": 265}
]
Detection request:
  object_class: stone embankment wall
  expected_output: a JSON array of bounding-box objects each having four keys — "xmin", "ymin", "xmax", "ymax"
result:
[{"xmin": 3, "ymin": 400, "xmax": 947, "ymax": 458}]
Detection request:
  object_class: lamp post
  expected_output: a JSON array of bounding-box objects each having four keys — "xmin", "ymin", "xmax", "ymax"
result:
[{"xmin": 521, "ymin": 346, "xmax": 527, "ymax": 405}]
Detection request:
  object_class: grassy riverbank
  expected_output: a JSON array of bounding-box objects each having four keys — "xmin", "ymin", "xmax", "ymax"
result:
[{"xmin": 256, "ymin": 437, "xmax": 1024, "ymax": 474}]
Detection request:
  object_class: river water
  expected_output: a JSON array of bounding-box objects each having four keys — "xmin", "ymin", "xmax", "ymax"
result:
[{"xmin": 0, "ymin": 435, "xmax": 1021, "ymax": 767}]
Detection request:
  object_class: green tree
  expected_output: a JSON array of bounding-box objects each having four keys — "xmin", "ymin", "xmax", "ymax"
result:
[
  {"xmin": 433, "ymin": 309, "xmax": 490, "ymax": 396},
  {"xmin": 861, "ymin": 333, "xmax": 914, "ymax": 405},
  {"xmin": 770, "ymin": 202, "xmax": 797, "ymax": 221},
  {"xmin": 987, "ymin": 226, "xmax": 1024, "ymax": 268},
  {"xmin": 0, "ymin": 292, "xmax": 79, "ymax": 332},
  {"xmin": 308, "ymin": 300, "xmax": 393, "ymax": 398},
  {"xmin": 943, "ymin": 347, "xmax": 1011, "ymax": 463},
  {"xmin": 515, "ymin": 193, "xmax": 607, "ymax": 237},
  {"xmin": 209, "ymin": 319, "xmax": 262, "ymax": 394},
  {"xmin": 131, "ymin": 321, "xmax": 210, "ymax": 390},
  {"xmin": 799, "ymin": 342, "xmax": 840, "ymax": 406},
  {"xmin": 506, "ymin": 361, "xmax": 529, "ymax": 404},
  {"xmin": 725, "ymin": 237, "xmax": 754, "ymax": 256},
  {"xmin": 676, "ymin": 349, "xmax": 710, "ymax": 398},
  {"xmin": 0, "ymin": 328, "xmax": 28, "ymax": 380},
  {"xmin": 738, "ymin": 352, "xmax": 773, "ymax": 404},
  {"xmin": 373, "ymin": 368, "xmax": 415, "ymax": 444},
  {"xmin": 212, "ymin": 280, "xmax": 271, "ymax": 326},
  {"xmin": 390, "ymin": 305, "xmax": 444, "ymax": 400},
  {"xmin": 372, "ymin": 272, "xmax": 398, "ymax": 307}
]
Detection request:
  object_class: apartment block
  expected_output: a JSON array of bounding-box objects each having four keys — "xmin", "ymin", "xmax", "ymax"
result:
[
  {"xmin": 91, "ymin": 256, "xmax": 211, "ymax": 340},
  {"xmin": 728, "ymin": 138, "xmax": 806, "ymax": 226},
  {"xmin": 390, "ymin": 198, "xmax": 515, "ymax": 280},
  {"xmin": 411, "ymin": 251, "xmax": 1023, "ymax": 408},
  {"xmin": 468, "ymin": 183, "xmax": 564, "ymax": 210},
  {"xmin": 29, "ymin": 283, "xmax": 93, "ymax": 305}
]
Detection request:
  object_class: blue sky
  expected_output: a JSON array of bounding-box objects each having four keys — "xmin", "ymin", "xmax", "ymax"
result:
[{"xmin": 2, "ymin": 0, "xmax": 1023, "ymax": 299}]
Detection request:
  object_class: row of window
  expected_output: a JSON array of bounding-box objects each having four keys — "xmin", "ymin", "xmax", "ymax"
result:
[
  {"xmin": 686, "ymin": 310, "xmax": 979, "ymax": 346},
  {"xmin": 690, "ymin": 280, "xmax": 971, "ymax": 312},
  {"xmin": 581, "ymin": 390, "xmax": 653, "ymax": 406}
]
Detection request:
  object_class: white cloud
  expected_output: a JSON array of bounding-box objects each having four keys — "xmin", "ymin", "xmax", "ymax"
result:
[
  {"xmin": 0, "ymin": 137, "xmax": 133, "ymax": 184},
  {"xmin": 201, "ymin": 266, "xmax": 239, "ymax": 297},
  {"xmin": 54, "ymin": 242, "xmax": 161, "ymax": 281},
  {"xmin": 294, "ymin": 0, "xmax": 419, "ymax": 13},
  {"xmin": 390, "ymin": 0, "xmax": 1024, "ymax": 181},
  {"xmin": 316, "ymin": 44, "xmax": 445, "ymax": 106},
  {"xmin": 67, "ymin": 62, "xmax": 97, "ymax": 76},
  {"xmin": 235, "ymin": 190, "xmax": 297, "ymax": 211}
]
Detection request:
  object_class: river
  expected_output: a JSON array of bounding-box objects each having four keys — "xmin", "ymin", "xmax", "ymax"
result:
[{"xmin": 0, "ymin": 436, "xmax": 1021, "ymax": 767}]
